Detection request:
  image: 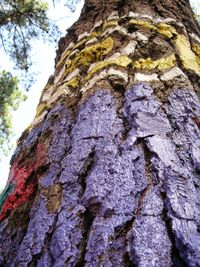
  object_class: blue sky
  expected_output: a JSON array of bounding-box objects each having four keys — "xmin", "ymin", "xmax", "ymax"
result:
[{"xmin": 0, "ymin": 0, "xmax": 199, "ymax": 192}]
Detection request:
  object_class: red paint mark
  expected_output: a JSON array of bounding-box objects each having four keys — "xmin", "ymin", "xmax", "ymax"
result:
[{"xmin": 0, "ymin": 143, "xmax": 48, "ymax": 221}]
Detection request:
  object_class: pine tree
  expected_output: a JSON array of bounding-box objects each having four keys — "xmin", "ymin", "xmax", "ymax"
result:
[
  {"xmin": 0, "ymin": 0, "xmax": 200, "ymax": 266},
  {"xmin": 0, "ymin": 0, "xmax": 59, "ymax": 155}
]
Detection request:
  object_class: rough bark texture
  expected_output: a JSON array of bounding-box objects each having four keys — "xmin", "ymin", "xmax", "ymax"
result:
[{"xmin": 0, "ymin": 0, "xmax": 200, "ymax": 266}]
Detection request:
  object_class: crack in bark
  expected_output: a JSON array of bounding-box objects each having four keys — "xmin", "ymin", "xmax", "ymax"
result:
[
  {"xmin": 79, "ymin": 136, "xmax": 104, "ymax": 141},
  {"xmin": 136, "ymin": 140, "xmax": 154, "ymax": 216},
  {"xmin": 160, "ymin": 192, "xmax": 188, "ymax": 267},
  {"xmin": 108, "ymin": 217, "xmax": 137, "ymax": 266},
  {"xmin": 78, "ymin": 148, "xmax": 96, "ymax": 198},
  {"xmin": 114, "ymin": 217, "xmax": 135, "ymax": 238},
  {"xmin": 123, "ymin": 252, "xmax": 137, "ymax": 267},
  {"xmin": 74, "ymin": 208, "xmax": 95, "ymax": 267}
]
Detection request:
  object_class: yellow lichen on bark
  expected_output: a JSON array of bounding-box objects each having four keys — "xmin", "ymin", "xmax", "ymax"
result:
[
  {"xmin": 29, "ymin": 16, "xmax": 200, "ymax": 132},
  {"xmin": 34, "ymin": 79, "xmax": 78, "ymax": 120},
  {"xmin": 129, "ymin": 19, "xmax": 156, "ymax": 31},
  {"xmin": 103, "ymin": 19, "xmax": 119, "ymax": 30},
  {"xmin": 63, "ymin": 77, "xmax": 79, "ymax": 88},
  {"xmin": 129, "ymin": 19, "xmax": 176, "ymax": 38},
  {"xmin": 56, "ymin": 50, "xmax": 71, "ymax": 69},
  {"xmin": 175, "ymin": 35, "xmax": 200, "ymax": 75},
  {"xmin": 47, "ymin": 87, "xmax": 70, "ymax": 106},
  {"xmin": 84, "ymin": 55, "xmax": 132, "ymax": 81},
  {"xmin": 192, "ymin": 44, "xmax": 200, "ymax": 65},
  {"xmin": 61, "ymin": 37, "xmax": 114, "ymax": 81},
  {"xmin": 77, "ymin": 37, "xmax": 114, "ymax": 64},
  {"xmin": 156, "ymin": 23, "xmax": 177, "ymax": 38},
  {"xmin": 133, "ymin": 54, "xmax": 176, "ymax": 70},
  {"xmin": 35, "ymin": 102, "xmax": 47, "ymax": 118},
  {"xmin": 74, "ymin": 31, "xmax": 100, "ymax": 50}
]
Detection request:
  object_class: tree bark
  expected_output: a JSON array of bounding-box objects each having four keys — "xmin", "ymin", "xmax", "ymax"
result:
[{"xmin": 0, "ymin": 0, "xmax": 200, "ymax": 266}]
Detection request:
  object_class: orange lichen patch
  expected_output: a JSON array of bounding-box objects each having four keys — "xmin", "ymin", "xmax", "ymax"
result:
[
  {"xmin": 192, "ymin": 44, "xmax": 200, "ymax": 65},
  {"xmin": 193, "ymin": 116, "xmax": 200, "ymax": 128},
  {"xmin": 42, "ymin": 184, "xmax": 62, "ymax": 213}
]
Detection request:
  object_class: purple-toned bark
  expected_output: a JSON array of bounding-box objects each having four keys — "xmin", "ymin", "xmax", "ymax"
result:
[
  {"xmin": 1, "ymin": 84, "xmax": 200, "ymax": 266},
  {"xmin": 0, "ymin": 0, "xmax": 200, "ymax": 265}
]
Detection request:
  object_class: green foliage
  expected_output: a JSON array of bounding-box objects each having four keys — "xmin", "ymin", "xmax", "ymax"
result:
[
  {"xmin": 0, "ymin": 70, "xmax": 27, "ymax": 156},
  {"xmin": 0, "ymin": 0, "xmax": 60, "ymax": 70},
  {"xmin": 0, "ymin": 0, "xmax": 61, "ymax": 156}
]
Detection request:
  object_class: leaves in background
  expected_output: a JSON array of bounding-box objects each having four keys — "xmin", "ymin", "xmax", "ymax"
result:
[{"xmin": 0, "ymin": 70, "xmax": 26, "ymax": 157}]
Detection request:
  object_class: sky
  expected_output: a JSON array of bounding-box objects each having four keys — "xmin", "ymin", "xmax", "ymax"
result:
[{"xmin": 0, "ymin": 0, "xmax": 199, "ymax": 192}]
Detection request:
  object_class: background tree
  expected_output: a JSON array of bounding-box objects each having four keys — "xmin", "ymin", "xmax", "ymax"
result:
[
  {"xmin": 0, "ymin": 71, "xmax": 26, "ymax": 156},
  {"xmin": 0, "ymin": 0, "xmax": 59, "ymax": 70},
  {"xmin": 0, "ymin": 0, "xmax": 200, "ymax": 266},
  {"xmin": 0, "ymin": 0, "xmax": 60, "ymax": 155}
]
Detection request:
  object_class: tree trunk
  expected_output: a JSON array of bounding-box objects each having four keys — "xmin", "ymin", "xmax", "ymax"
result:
[{"xmin": 1, "ymin": 0, "xmax": 200, "ymax": 266}]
